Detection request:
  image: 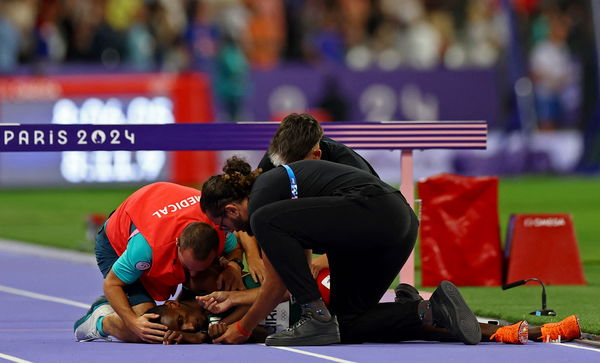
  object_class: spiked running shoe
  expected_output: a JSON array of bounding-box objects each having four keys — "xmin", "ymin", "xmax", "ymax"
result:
[
  {"xmin": 394, "ymin": 283, "xmax": 424, "ymax": 304},
  {"xmin": 265, "ymin": 312, "xmax": 340, "ymax": 346},
  {"xmin": 430, "ymin": 280, "xmax": 481, "ymax": 345},
  {"xmin": 539, "ymin": 315, "xmax": 581, "ymax": 342},
  {"xmin": 490, "ymin": 321, "xmax": 529, "ymax": 344},
  {"xmin": 74, "ymin": 296, "xmax": 114, "ymax": 342}
]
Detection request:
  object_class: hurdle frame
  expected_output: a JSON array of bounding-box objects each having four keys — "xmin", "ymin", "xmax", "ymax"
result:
[{"xmin": 1, "ymin": 120, "xmax": 488, "ymax": 285}]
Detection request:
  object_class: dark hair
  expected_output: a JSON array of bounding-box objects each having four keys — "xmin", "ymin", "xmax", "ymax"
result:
[
  {"xmin": 179, "ymin": 222, "xmax": 219, "ymax": 260},
  {"xmin": 268, "ymin": 113, "xmax": 323, "ymax": 165},
  {"xmin": 200, "ymin": 156, "xmax": 261, "ymax": 217},
  {"xmin": 145, "ymin": 304, "xmax": 168, "ymax": 324}
]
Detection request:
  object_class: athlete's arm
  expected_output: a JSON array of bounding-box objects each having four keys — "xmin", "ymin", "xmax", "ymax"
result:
[
  {"xmin": 217, "ymin": 242, "xmax": 245, "ymax": 291},
  {"xmin": 311, "ymin": 254, "xmax": 329, "ymax": 278},
  {"xmin": 213, "ymin": 254, "xmax": 288, "ymax": 344},
  {"xmin": 197, "ymin": 289, "xmax": 259, "ymax": 314},
  {"xmin": 198, "ymin": 287, "xmax": 291, "ymax": 314},
  {"xmin": 236, "ymin": 231, "xmax": 266, "ymax": 283},
  {"xmin": 220, "ymin": 305, "xmax": 250, "ymax": 325}
]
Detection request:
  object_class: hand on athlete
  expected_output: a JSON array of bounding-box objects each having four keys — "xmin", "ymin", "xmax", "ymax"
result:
[
  {"xmin": 196, "ymin": 291, "xmax": 234, "ymax": 314},
  {"xmin": 311, "ymin": 254, "xmax": 329, "ymax": 278},
  {"xmin": 164, "ymin": 330, "xmax": 207, "ymax": 344},
  {"xmin": 208, "ymin": 321, "xmax": 228, "ymax": 339},
  {"xmin": 246, "ymin": 255, "xmax": 266, "ymax": 283},
  {"xmin": 213, "ymin": 322, "xmax": 250, "ymax": 344},
  {"xmin": 128, "ymin": 313, "xmax": 167, "ymax": 343},
  {"xmin": 216, "ymin": 264, "xmax": 245, "ymax": 291},
  {"xmin": 163, "ymin": 330, "xmax": 184, "ymax": 345}
]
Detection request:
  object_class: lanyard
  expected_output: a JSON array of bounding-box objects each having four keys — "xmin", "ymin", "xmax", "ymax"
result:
[{"xmin": 281, "ymin": 164, "xmax": 298, "ymax": 199}]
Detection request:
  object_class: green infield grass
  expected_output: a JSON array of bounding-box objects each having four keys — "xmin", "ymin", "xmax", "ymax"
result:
[{"xmin": 0, "ymin": 176, "xmax": 599, "ymax": 334}]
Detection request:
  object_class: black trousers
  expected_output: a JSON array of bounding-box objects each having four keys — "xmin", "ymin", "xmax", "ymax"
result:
[{"xmin": 251, "ymin": 189, "xmax": 421, "ymax": 343}]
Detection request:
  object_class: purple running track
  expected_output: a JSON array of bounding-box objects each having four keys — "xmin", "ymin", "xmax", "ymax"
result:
[{"xmin": 0, "ymin": 243, "xmax": 598, "ymax": 363}]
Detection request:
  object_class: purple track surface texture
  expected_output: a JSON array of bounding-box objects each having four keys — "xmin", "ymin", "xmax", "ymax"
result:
[{"xmin": 0, "ymin": 244, "xmax": 598, "ymax": 363}]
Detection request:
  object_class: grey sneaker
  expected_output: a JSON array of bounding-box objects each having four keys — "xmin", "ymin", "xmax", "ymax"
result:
[
  {"xmin": 394, "ymin": 283, "xmax": 423, "ymax": 304},
  {"xmin": 74, "ymin": 296, "xmax": 114, "ymax": 342},
  {"xmin": 265, "ymin": 312, "xmax": 340, "ymax": 346},
  {"xmin": 430, "ymin": 280, "xmax": 481, "ymax": 345}
]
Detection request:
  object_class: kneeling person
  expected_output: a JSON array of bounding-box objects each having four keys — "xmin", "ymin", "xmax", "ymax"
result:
[{"xmin": 74, "ymin": 182, "xmax": 242, "ymax": 343}]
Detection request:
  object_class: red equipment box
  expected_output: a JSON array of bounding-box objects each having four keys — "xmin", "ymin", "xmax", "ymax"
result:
[{"xmin": 418, "ymin": 173, "xmax": 503, "ymax": 287}]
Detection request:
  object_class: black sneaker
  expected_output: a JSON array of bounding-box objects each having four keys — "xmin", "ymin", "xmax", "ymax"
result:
[
  {"xmin": 430, "ymin": 280, "xmax": 481, "ymax": 345},
  {"xmin": 394, "ymin": 283, "xmax": 423, "ymax": 304},
  {"xmin": 265, "ymin": 312, "xmax": 341, "ymax": 346}
]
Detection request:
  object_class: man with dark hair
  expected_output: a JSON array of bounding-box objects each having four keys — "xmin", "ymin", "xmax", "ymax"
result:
[
  {"xmin": 73, "ymin": 182, "xmax": 244, "ymax": 344},
  {"xmin": 254, "ymin": 113, "xmax": 379, "ymax": 278},
  {"xmin": 257, "ymin": 113, "xmax": 379, "ymax": 177}
]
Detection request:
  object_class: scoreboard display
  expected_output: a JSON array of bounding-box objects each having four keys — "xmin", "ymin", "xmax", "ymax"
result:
[{"xmin": 0, "ymin": 73, "xmax": 216, "ymax": 187}]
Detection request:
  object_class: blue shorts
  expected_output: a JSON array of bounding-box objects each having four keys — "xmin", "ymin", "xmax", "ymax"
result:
[{"xmin": 95, "ymin": 222, "xmax": 154, "ymax": 307}]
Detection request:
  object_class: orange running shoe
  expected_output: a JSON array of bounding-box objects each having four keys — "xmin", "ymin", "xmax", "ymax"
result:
[
  {"xmin": 490, "ymin": 321, "xmax": 529, "ymax": 344},
  {"xmin": 539, "ymin": 315, "xmax": 582, "ymax": 342}
]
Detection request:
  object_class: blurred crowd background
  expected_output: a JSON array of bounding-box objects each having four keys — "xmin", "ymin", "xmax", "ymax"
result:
[
  {"xmin": 1, "ymin": 0, "xmax": 600, "ymax": 174},
  {"xmin": 2, "ymin": 0, "xmax": 510, "ymax": 72},
  {"xmin": 1, "ymin": 0, "xmax": 592, "ymax": 72}
]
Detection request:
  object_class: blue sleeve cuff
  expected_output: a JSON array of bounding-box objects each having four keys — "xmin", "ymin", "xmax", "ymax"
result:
[{"xmin": 223, "ymin": 232, "xmax": 238, "ymax": 254}]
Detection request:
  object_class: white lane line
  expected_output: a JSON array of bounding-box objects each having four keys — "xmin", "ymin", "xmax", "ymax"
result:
[
  {"xmin": 1, "ymin": 282, "xmax": 354, "ymax": 363},
  {"xmin": 0, "ymin": 239, "xmax": 96, "ymax": 266},
  {"xmin": 0, "ymin": 352, "xmax": 33, "ymax": 363},
  {"xmin": 0, "ymin": 285, "xmax": 88, "ymax": 309},
  {"xmin": 264, "ymin": 345, "xmax": 357, "ymax": 363},
  {"xmin": 561, "ymin": 343, "xmax": 600, "ymax": 353}
]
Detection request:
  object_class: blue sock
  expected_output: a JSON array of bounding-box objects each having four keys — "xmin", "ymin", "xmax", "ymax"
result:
[{"xmin": 96, "ymin": 315, "xmax": 108, "ymax": 337}]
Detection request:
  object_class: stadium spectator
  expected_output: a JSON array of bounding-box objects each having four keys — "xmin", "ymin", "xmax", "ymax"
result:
[
  {"xmin": 529, "ymin": 6, "xmax": 575, "ymax": 129},
  {"xmin": 73, "ymin": 182, "xmax": 244, "ymax": 343},
  {"xmin": 5, "ymin": 0, "xmax": 511, "ymax": 71},
  {"xmin": 124, "ymin": 2, "xmax": 155, "ymax": 71},
  {"xmin": 0, "ymin": 1, "xmax": 21, "ymax": 73},
  {"xmin": 214, "ymin": 32, "xmax": 249, "ymax": 122},
  {"xmin": 185, "ymin": 0, "xmax": 220, "ymax": 72},
  {"xmin": 244, "ymin": 0, "xmax": 285, "ymax": 69},
  {"xmin": 199, "ymin": 156, "xmax": 481, "ymax": 346}
]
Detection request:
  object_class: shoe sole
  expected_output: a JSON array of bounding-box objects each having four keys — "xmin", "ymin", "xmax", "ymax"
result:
[
  {"xmin": 517, "ymin": 321, "xmax": 528, "ymax": 344},
  {"xmin": 265, "ymin": 333, "xmax": 340, "ymax": 346},
  {"xmin": 73, "ymin": 297, "xmax": 109, "ymax": 332},
  {"xmin": 431, "ymin": 281, "xmax": 481, "ymax": 345}
]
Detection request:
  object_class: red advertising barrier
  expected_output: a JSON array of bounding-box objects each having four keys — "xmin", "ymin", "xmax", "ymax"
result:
[
  {"xmin": 169, "ymin": 72, "xmax": 217, "ymax": 184},
  {"xmin": 504, "ymin": 214, "xmax": 586, "ymax": 285},
  {"xmin": 418, "ymin": 174, "xmax": 503, "ymax": 287}
]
